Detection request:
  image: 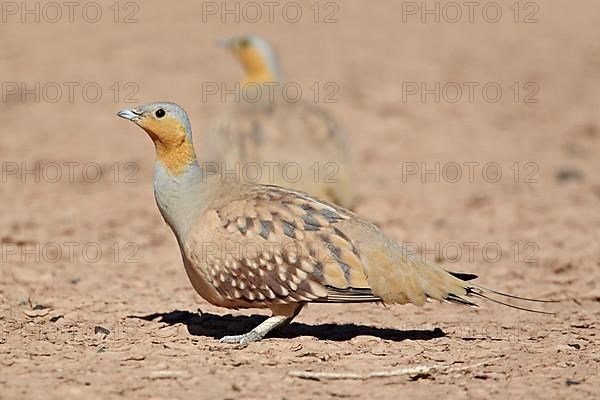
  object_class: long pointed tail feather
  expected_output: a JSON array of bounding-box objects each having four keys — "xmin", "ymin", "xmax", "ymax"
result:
[
  {"xmin": 448, "ymin": 270, "xmax": 558, "ymax": 314},
  {"xmin": 470, "ymin": 284, "xmax": 559, "ymax": 304},
  {"xmin": 467, "ymin": 289, "xmax": 556, "ymax": 315}
]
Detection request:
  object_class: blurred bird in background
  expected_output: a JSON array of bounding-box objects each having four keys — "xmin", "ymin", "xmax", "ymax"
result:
[{"xmin": 204, "ymin": 34, "xmax": 355, "ymax": 209}]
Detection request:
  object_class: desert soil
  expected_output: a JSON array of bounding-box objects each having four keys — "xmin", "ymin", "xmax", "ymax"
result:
[{"xmin": 1, "ymin": 1, "xmax": 599, "ymax": 399}]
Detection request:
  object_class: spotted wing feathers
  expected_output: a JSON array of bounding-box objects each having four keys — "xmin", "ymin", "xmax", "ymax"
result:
[{"xmin": 188, "ymin": 186, "xmax": 371, "ymax": 306}]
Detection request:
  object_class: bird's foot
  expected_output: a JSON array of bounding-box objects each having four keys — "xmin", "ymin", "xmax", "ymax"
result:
[
  {"xmin": 218, "ymin": 314, "xmax": 293, "ymax": 345},
  {"xmin": 219, "ymin": 330, "xmax": 264, "ymax": 345},
  {"xmin": 218, "ymin": 306, "xmax": 305, "ymax": 345}
]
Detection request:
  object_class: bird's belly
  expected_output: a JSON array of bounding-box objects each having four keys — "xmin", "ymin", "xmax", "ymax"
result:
[{"xmin": 181, "ymin": 256, "xmax": 230, "ymax": 307}]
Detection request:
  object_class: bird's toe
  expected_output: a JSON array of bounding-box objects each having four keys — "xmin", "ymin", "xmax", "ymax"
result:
[{"xmin": 219, "ymin": 331, "xmax": 262, "ymax": 345}]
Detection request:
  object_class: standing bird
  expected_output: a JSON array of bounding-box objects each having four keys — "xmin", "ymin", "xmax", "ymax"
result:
[
  {"xmin": 205, "ymin": 34, "xmax": 355, "ymax": 209},
  {"xmin": 118, "ymin": 102, "xmax": 554, "ymax": 345}
]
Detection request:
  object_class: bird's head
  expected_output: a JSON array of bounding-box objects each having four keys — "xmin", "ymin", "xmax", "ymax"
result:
[
  {"xmin": 117, "ymin": 102, "xmax": 196, "ymax": 175},
  {"xmin": 217, "ymin": 34, "xmax": 282, "ymax": 85}
]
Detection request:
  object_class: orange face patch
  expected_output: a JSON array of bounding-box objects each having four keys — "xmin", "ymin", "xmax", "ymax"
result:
[{"xmin": 137, "ymin": 116, "xmax": 196, "ymax": 176}]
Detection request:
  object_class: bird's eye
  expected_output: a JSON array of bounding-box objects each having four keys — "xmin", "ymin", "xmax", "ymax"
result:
[
  {"xmin": 155, "ymin": 109, "xmax": 166, "ymax": 118},
  {"xmin": 238, "ymin": 38, "xmax": 250, "ymax": 48}
]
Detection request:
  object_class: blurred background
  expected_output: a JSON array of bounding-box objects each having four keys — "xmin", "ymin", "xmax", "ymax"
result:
[{"xmin": 1, "ymin": 1, "xmax": 599, "ymax": 398}]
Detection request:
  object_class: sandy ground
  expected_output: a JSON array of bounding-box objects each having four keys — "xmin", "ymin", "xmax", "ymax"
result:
[{"xmin": 1, "ymin": 0, "xmax": 600, "ymax": 399}]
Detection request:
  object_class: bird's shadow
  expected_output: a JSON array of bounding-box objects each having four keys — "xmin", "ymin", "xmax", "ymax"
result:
[{"xmin": 129, "ymin": 310, "xmax": 445, "ymax": 342}]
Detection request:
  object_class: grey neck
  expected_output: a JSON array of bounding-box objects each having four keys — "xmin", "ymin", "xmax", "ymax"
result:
[{"xmin": 153, "ymin": 160, "xmax": 207, "ymax": 242}]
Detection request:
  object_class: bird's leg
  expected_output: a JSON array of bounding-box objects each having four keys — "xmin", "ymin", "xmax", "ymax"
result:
[
  {"xmin": 270, "ymin": 302, "xmax": 305, "ymax": 333},
  {"xmin": 219, "ymin": 303, "xmax": 304, "ymax": 345},
  {"xmin": 218, "ymin": 315, "xmax": 289, "ymax": 345}
]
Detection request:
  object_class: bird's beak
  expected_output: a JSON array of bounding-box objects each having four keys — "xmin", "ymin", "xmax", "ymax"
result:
[
  {"xmin": 117, "ymin": 108, "xmax": 141, "ymax": 122},
  {"xmin": 216, "ymin": 37, "xmax": 234, "ymax": 49}
]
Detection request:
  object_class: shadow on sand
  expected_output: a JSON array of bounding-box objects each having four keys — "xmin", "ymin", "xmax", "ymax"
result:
[{"xmin": 129, "ymin": 310, "xmax": 446, "ymax": 342}]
